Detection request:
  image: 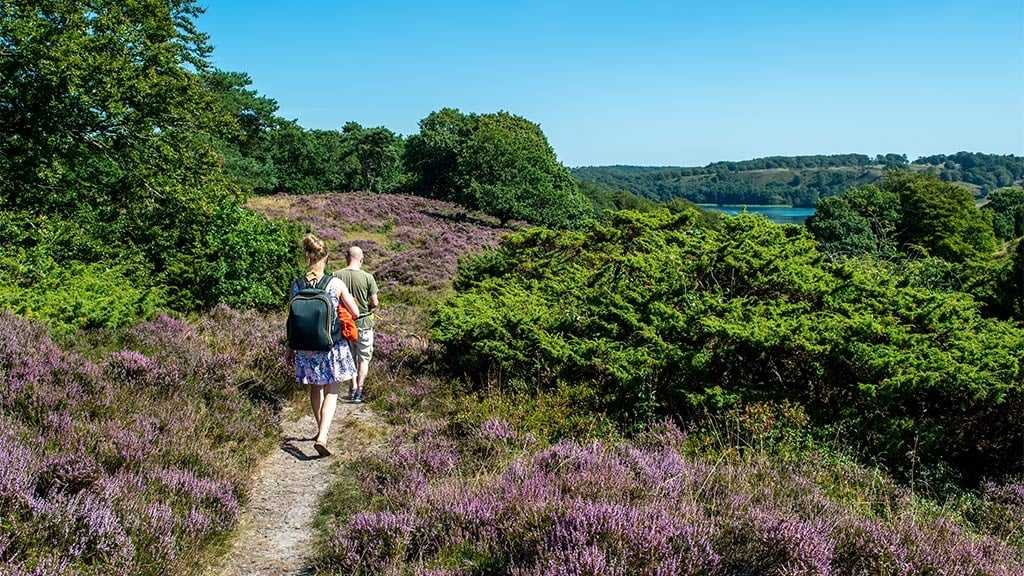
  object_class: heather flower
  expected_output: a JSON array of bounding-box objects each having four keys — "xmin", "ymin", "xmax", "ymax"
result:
[
  {"xmin": 107, "ymin": 415, "xmax": 161, "ymax": 463},
  {"xmin": 184, "ymin": 507, "xmax": 213, "ymax": 538},
  {"xmin": 144, "ymin": 502, "xmax": 177, "ymax": 558},
  {"xmin": 331, "ymin": 510, "xmax": 416, "ymax": 572},
  {"xmin": 413, "ymin": 568, "xmax": 466, "ymax": 576},
  {"xmin": 0, "ymin": 556, "xmax": 71, "ymax": 576},
  {"xmin": 480, "ymin": 418, "xmax": 516, "ymax": 442},
  {"xmin": 0, "ymin": 312, "xmax": 103, "ymax": 408},
  {"xmin": 153, "ymin": 468, "xmax": 240, "ymax": 525},
  {"xmin": 43, "ymin": 409, "xmax": 74, "ymax": 436},
  {"xmin": 984, "ymin": 481, "xmax": 1024, "ymax": 511},
  {"xmin": 0, "ymin": 427, "xmax": 37, "ymax": 503},
  {"xmin": 38, "ymin": 492, "xmax": 133, "ymax": 561},
  {"xmin": 127, "ymin": 315, "xmax": 196, "ymax": 353},
  {"xmin": 724, "ymin": 506, "xmax": 835, "ymax": 575},
  {"xmin": 420, "ymin": 483, "xmax": 502, "ymax": 546},
  {"xmin": 37, "ymin": 452, "xmax": 101, "ymax": 496},
  {"xmin": 514, "ymin": 544, "xmax": 615, "ymax": 576},
  {"xmin": 105, "ymin": 350, "xmax": 161, "ymax": 382},
  {"xmin": 325, "ymin": 410, "xmax": 1024, "ymax": 576},
  {"xmin": 94, "ymin": 470, "xmax": 147, "ymax": 501},
  {"xmin": 0, "ymin": 310, "xmax": 283, "ymax": 573}
]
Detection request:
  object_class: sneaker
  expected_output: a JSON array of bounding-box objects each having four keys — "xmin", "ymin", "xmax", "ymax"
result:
[{"xmin": 352, "ymin": 391, "xmax": 363, "ymax": 404}]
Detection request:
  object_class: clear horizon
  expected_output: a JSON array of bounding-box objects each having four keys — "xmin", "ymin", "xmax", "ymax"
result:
[{"xmin": 200, "ymin": 0, "xmax": 1024, "ymax": 167}]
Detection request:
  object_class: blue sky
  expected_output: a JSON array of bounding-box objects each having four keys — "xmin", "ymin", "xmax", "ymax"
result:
[{"xmin": 200, "ymin": 0, "xmax": 1024, "ymax": 167}]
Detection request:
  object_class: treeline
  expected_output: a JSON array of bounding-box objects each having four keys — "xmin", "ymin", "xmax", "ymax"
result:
[
  {"xmin": 707, "ymin": 153, "xmax": 906, "ymax": 171},
  {"xmin": 208, "ymin": 78, "xmax": 594, "ymax": 228},
  {"xmin": 203, "ymin": 70, "xmax": 407, "ymax": 195},
  {"xmin": 914, "ymin": 151, "xmax": 1024, "ymax": 190},
  {"xmin": 0, "ymin": 1, "xmax": 599, "ymax": 335},
  {"xmin": 574, "ymin": 152, "xmax": 1022, "ymax": 207}
]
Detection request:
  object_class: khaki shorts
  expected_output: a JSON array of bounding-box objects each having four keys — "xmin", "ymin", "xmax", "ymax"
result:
[{"xmin": 349, "ymin": 328, "xmax": 374, "ymax": 364}]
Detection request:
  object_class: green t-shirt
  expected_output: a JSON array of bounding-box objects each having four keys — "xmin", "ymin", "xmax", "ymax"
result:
[{"xmin": 335, "ymin": 268, "xmax": 378, "ymax": 329}]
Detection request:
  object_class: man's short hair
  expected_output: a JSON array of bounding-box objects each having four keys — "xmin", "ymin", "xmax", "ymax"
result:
[{"xmin": 347, "ymin": 245, "xmax": 363, "ymax": 263}]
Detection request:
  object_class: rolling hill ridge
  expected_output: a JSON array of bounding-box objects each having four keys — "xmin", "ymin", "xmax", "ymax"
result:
[{"xmin": 573, "ymin": 152, "xmax": 1024, "ymax": 207}]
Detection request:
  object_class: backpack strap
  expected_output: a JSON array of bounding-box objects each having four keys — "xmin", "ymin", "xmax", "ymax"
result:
[
  {"xmin": 316, "ymin": 271, "xmax": 333, "ymax": 291},
  {"xmin": 301, "ymin": 272, "xmax": 334, "ymax": 290}
]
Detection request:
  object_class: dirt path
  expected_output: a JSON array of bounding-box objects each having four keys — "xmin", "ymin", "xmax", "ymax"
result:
[{"xmin": 214, "ymin": 401, "xmax": 371, "ymax": 576}]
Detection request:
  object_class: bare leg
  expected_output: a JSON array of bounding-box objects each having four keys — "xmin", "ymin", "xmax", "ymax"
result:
[
  {"xmin": 354, "ymin": 358, "xmax": 369, "ymax": 396},
  {"xmin": 309, "ymin": 385, "xmax": 324, "ymax": 437},
  {"xmin": 315, "ymin": 381, "xmax": 339, "ymax": 446}
]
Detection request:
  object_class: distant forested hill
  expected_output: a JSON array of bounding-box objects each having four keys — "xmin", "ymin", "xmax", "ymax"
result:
[
  {"xmin": 912, "ymin": 152, "xmax": 1024, "ymax": 190},
  {"xmin": 573, "ymin": 152, "xmax": 1023, "ymax": 206}
]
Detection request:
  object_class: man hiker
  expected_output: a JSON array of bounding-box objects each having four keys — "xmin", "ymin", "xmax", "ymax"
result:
[{"xmin": 334, "ymin": 246, "xmax": 379, "ymax": 403}]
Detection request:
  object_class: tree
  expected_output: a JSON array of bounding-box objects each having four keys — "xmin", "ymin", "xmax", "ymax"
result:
[
  {"xmin": 808, "ymin": 172, "xmax": 995, "ymax": 263},
  {"xmin": 344, "ymin": 122, "xmax": 405, "ymax": 193},
  {"xmin": 892, "ymin": 172, "xmax": 996, "ymax": 261},
  {"xmin": 986, "ymin": 186, "xmax": 1024, "ymax": 241},
  {"xmin": 405, "ymin": 109, "xmax": 590, "ymax": 228},
  {"xmin": 0, "ymin": 0, "xmax": 299, "ymax": 313},
  {"xmin": 201, "ymin": 69, "xmax": 282, "ymax": 193},
  {"xmin": 462, "ymin": 112, "xmax": 590, "ymax": 227},
  {"xmin": 404, "ymin": 107, "xmax": 477, "ymax": 202},
  {"xmin": 807, "ymin": 185, "xmax": 900, "ymax": 258}
]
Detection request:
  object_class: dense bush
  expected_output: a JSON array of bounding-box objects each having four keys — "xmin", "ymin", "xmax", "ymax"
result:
[
  {"xmin": 162, "ymin": 203, "xmax": 301, "ymax": 310},
  {"xmin": 433, "ymin": 208, "xmax": 1024, "ymax": 485},
  {"xmin": 0, "ymin": 261, "xmax": 166, "ymax": 337},
  {"xmin": 405, "ymin": 108, "xmax": 591, "ymax": 228},
  {"xmin": 0, "ymin": 309, "xmax": 290, "ymax": 575}
]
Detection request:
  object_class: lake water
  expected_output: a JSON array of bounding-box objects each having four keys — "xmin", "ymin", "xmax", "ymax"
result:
[{"xmin": 699, "ymin": 204, "xmax": 816, "ymax": 225}]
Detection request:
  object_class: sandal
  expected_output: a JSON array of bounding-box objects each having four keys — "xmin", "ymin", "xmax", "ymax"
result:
[{"xmin": 313, "ymin": 442, "xmax": 332, "ymax": 457}]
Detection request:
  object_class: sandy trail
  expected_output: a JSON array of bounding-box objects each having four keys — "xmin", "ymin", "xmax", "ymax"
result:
[{"xmin": 214, "ymin": 402, "xmax": 368, "ymax": 576}]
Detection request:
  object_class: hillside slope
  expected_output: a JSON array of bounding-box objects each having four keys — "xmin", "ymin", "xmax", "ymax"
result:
[{"xmin": 574, "ymin": 152, "xmax": 1023, "ymax": 206}]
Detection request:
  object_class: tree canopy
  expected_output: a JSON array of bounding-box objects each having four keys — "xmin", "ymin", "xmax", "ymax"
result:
[
  {"xmin": 405, "ymin": 108, "xmax": 591, "ymax": 228},
  {"xmin": 0, "ymin": 0, "xmax": 299, "ymax": 326},
  {"xmin": 807, "ymin": 172, "xmax": 995, "ymax": 262}
]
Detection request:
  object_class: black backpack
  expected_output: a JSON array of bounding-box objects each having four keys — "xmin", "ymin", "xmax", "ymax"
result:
[{"xmin": 286, "ymin": 273, "xmax": 341, "ymax": 351}]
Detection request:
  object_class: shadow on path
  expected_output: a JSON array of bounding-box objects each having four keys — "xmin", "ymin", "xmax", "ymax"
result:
[
  {"xmin": 280, "ymin": 441, "xmax": 319, "ymax": 462},
  {"xmin": 213, "ymin": 404, "xmax": 361, "ymax": 576}
]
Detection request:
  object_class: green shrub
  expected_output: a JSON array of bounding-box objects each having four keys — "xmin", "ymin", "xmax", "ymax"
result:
[
  {"xmin": 0, "ymin": 259, "xmax": 164, "ymax": 336},
  {"xmin": 433, "ymin": 208, "xmax": 1024, "ymax": 486},
  {"xmin": 164, "ymin": 204, "xmax": 301, "ymax": 310}
]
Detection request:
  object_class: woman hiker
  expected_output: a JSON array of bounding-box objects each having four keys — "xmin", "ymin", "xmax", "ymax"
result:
[{"xmin": 286, "ymin": 233, "xmax": 359, "ymax": 457}]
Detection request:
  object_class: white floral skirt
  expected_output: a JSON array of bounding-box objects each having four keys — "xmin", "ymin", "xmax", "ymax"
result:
[{"xmin": 294, "ymin": 341, "xmax": 356, "ymax": 386}]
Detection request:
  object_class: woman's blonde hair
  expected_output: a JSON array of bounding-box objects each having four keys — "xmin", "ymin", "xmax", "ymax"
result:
[{"xmin": 302, "ymin": 233, "xmax": 329, "ymax": 265}]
